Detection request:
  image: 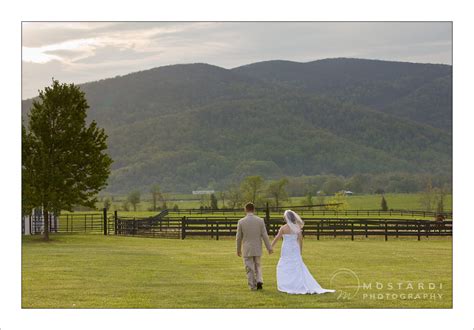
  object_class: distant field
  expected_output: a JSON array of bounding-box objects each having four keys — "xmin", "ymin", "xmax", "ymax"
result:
[
  {"xmin": 22, "ymin": 234, "xmax": 452, "ymax": 308},
  {"xmin": 81, "ymin": 193, "xmax": 452, "ymax": 218}
]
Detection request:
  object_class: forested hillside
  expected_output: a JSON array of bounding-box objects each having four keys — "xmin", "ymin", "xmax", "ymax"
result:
[{"xmin": 22, "ymin": 58, "xmax": 452, "ymax": 193}]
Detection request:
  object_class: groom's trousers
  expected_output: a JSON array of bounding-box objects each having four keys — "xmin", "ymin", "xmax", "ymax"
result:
[{"xmin": 243, "ymin": 256, "xmax": 263, "ymax": 289}]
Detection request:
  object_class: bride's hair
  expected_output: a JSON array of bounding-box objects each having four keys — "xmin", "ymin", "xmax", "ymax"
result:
[{"xmin": 283, "ymin": 210, "xmax": 304, "ymax": 233}]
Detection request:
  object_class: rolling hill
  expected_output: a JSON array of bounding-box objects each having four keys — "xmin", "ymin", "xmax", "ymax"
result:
[{"xmin": 22, "ymin": 58, "xmax": 452, "ymax": 193}]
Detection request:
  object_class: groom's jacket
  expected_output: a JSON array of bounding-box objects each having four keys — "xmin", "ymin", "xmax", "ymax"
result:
[{"xmin": 236, "ymin": 213, "xmax": 272, "ymax": 257}]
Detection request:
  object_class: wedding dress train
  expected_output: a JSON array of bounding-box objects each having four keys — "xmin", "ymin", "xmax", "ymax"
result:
[{"xmin": 276, "ymin": 234, "xmax": 335, "ymax": 294}]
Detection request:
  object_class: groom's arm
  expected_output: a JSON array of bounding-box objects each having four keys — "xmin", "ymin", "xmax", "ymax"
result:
[{"xmin": 236, "ymin": 221, "xmax": 243, "ymax": 257}]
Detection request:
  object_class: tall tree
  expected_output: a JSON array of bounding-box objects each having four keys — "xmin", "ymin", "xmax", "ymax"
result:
[
  {"xmin": 22, "ymin": 80, "xmax": 112, "ymax": 240},
  {"xmin": 103, "ymin": 197, "xmax": 111, "ymax": 211},
  {"xmin": 436, "ymin": 185, "xmax": 447, "ymax": 214},
  {"xmin": 240, "ymin": 176, "xmax": 264, "ymax": 204},
  {"xmin": 322, "ymin": 177, "xmax": 345, "ymax": 195},
  {"xmin": 419, "ymin": 179, "xmax": 436, "ymax": 211},
  {"xmin": 218, "ymin": 191, "xmax": 226, "ymax": 209},
  {"xmin": 210, "ymin": 193, "xmax": 218, "ymax": 210},
  {"xmin": 381, "ymin": 195, "xmax": 388, "ymax": 211},
  {"xmin": 304, "ymin": 191, "xmax": 313, "ymax": 210},
  {"xmin": 150, "ymin": 184, "xmax": 162, "ymax": 211},
  {"xmin": 316, "ymin": 192, "xmax": 326, "ymax": 207},
  {"xmin": 325, "ymin": 192, "xmax": 349, "ymax": 211},
  {"xmin": 227, "ymin": 185, "xmax": 242, "ymax": 209},
  {"xmin": 267, "ymin": 178, "xmax": 289, "ymax": 209},
  {"xmin": 128, "ymin": 191, "xmax": 141, "ymax": 212}
]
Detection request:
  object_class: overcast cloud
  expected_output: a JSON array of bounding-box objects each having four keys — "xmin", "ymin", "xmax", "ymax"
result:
[{"xmin": 22, "ymin": 22, "xmax": 452, "ymax": 99}]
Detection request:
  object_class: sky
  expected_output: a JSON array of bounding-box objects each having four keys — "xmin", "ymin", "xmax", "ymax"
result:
[{"xmin": 22, "ymin": 22, "xmax": 452, "ymax": 99}]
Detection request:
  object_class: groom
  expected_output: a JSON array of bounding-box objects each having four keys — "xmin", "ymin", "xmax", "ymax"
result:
[{"xmin": 236, "ymin": 202, "xmax": 273, "ymax": 290}]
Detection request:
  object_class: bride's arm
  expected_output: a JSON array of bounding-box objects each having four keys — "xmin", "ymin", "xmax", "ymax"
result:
[
  {"xmin": 298, "ymin": 232, "xmax": 303, "ymax": 254},
  {"xmin": 271, "ymin": 227, "xmax": 283, "ymax": 249}
]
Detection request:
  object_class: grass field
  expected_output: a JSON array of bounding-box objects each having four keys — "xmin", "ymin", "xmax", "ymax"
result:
[
  {"xmin": 22, "ymin": 234, "xmax": 452, "ymax": 308},
  {"xmin": 90, "ymin": 193, "xmax": 452, "ymax": 214},
  {"xmin": 66, "ymin": 193, "xmax": 451, "ymax": 220}
]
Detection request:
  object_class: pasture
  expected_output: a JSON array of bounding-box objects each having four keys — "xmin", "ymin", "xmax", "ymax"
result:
[
  {"xmin": 22, "ymin": 234, "xmax": 452, "ymax": 308},
  {"xmin": 90, "ymin": 193, "xmax": 453, "ymax": 217}
]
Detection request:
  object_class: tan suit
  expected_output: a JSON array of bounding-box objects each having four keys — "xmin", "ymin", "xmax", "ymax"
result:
[{"xmin": 236, "ymin": 213, "xmax": 272, "ymax": 289}]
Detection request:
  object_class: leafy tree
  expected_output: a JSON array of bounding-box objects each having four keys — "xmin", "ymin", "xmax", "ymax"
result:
[
  {"xmin": 121, "ymin": 200, "xmax": 130, "ymax": 211},
  {"xmin": 22, "ymin": 124, "xmax": 34, "ymax": 216},
  {"xmin": 150, "ymin": 184, "xmax": 162, "ymax": 211},
  {"xmin": 322, "ymin": 177, "xmax": 345, "ymax": 195},
  {"xmin": 325, "ymin": 192, "xmax": 349, "ymax": 211},
  {"xmin": 345, "ymin": 174, "xmax": 368, "ymax": 193},
  {"xmin": 240, "ymin": 176, "xmax": 264, "ymax": 204},
  {"xmin": 199, "ymin": 194, "xmax": 210, "ymax": 208},
  {"xmin": 304, "ymin": 191, "xmax": 313, "ymax": 209},
  {"xmin": 374, "ymin": 188, "xmax": 385, "ymax": 194},
  {"xmin": 436, "ymin": 185, "xmax": 447, "ymax": 214},
  {"xmin": 267, "ymin": 178, "xmax": 289, "ymax": 209},
  {"xmin": 161, "ymin": 194, "xmax": 168, "ymax": 210},
  {"xmin": 128, "ymin": 191, "xmax": 141, "ymax": 212},
  {"xmin": 316, "ymin": 192, "xmax": 326, "ymax": 207},
  {"xmin": 218, "ymin": 191, "xmax": 226, "ymax": 209},
  {"xmin": 381, "ymin": 195, "xmax": 388, "ymax": 211},
  {"xmin": 227, "ymin": 185, "xmax": 242, "ymax": 209},
  {"xmin": 419, "ymin": 179, "xmax": 436, "ymax": 211},
  {"xmin": 22, "ymin": 80, "xmax": 112, "ymax": 240},
  {"xmin": 103, "ymin": 197, "xmax": 111, "ymax": 211},
  {"xmin": 210, "ymin": 193, "xmax": 218, "ymax": 210}
]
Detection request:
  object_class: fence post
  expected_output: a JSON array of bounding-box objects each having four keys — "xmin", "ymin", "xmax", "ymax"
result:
[
  {"xmin": 365, "ymin": 223, "xmax": 368, "ymax": 238},
  {"xmin": 417, "ymin": 222, "xmax": 421, "ymax": 241},
  {"xmin": 114, "ymin": 210, "xmax": 118, "ymax": 235},
  {"xmin": 216, "ymin": 222, "xmax": 220, "ymax": 241},
  {"xmin": 103, "ymin": 208, "xmax": 108, "ymax": 236},
  {"xmin": 351, "ymin": 222, "xmax": 354, "ymax": 241},
  {"xmin": 181, "ymin": 216, "xmax": 186, "ymax": 239},
  {"xmin": 384, "ymin": 221, "xmax": 388, "ymax": 241},
  {"xmin": 317, "ymin": 222, "xmax": 320, "ymax": 240}
]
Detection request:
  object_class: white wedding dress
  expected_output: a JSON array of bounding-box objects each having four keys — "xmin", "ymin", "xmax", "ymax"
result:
[{"xmin": 277, "ymin": 234, "xmax": 335, "ymax": 294}]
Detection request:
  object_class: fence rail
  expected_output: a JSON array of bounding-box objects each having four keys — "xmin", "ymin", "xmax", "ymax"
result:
[
  {"xmin": 114, "ymin": 216, "xmax": 451, "ymax": 241},
  {"xmin": 168, "ymin": 208, "xmax": 452, "ymax": 219},
  {"xmin": 22, "ymin": 208, "xmax": 452, "ymax": 241}
]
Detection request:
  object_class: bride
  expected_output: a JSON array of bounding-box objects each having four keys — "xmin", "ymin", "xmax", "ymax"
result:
[{"xmin": 271, "ymin": 210, "xmax": 335, "ymax": 294}]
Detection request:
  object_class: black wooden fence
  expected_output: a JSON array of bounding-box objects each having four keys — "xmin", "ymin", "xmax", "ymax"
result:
[
  {"xmin": 114, "ymin": 215, "xmax": 452, "ymax": 241},
  {"xmin": 168, "ymin": 208, "xmax": 452, "ymax": 219},
  {"xmin": 22, "ymin": 209, "xmax": 452, "ymax": 241}
]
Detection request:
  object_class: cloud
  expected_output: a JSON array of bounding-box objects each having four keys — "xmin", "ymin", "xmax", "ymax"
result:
[{"xmin": 22, "ymin": 22, "xmax": 452, "ymax": 99}]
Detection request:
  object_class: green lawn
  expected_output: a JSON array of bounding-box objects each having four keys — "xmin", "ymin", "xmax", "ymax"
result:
[{"xmin": 22, "ymin": 234, "xmax": 452, "ymax": 308}]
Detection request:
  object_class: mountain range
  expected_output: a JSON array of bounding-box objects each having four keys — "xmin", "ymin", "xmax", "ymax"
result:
[{"xmin": 22, "ymin": 58, "xmax": 452, "ymax": 193}]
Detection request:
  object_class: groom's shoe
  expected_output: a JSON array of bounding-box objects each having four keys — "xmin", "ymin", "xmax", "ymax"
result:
[{"xmin": 257, "ymin": 282, "xmax": 263, "ymax": 290}]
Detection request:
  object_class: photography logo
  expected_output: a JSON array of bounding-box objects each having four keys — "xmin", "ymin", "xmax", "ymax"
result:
[{"xmin": 329, "ymin": 268, "xmax": 360, "ymax": 300}]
